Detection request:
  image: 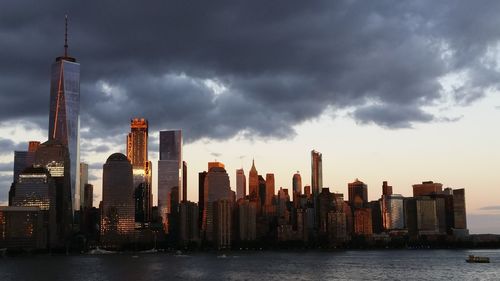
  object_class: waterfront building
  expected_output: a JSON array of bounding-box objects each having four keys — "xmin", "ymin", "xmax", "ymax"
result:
[
  {"xmin": 236, "ymin": 168, "xmax": 246, "ymax": 200},
  {"xmin": 101, "ymin": 153, "xmax": 135, "ymax": 247},
  {"xmin": 237, "ymin": 199, "xmax": 257, "ymax": 241},
  {"xmin": 48, "ymin": 16, "xmax": 81, "ymax": 211},
  {"xmin": 452, "ymin": 188, "xmax": 468, "ymax": 236},
  {"xmin": 158, "ymin": 130, "xmax": 182, "ymax": 233},
  {"xmin": 381, "ymin": 194, "xmax": 405, "ymax": 231},
  {"xmin": 10, "ymin": 167, "xmax": 57, "ymax": 247},
  {"xmin": 348, "ymin": 179, "xmax": 368, "ymax": 209},
  {"xmin": 0, "ymin": 206, "xmax": 46, "ymax": 250},
  {"xmin": 311, "ymin": 150, "xmax": 322, "ymax": 196},
  {"xmin": 370, "ymin": 200, "xmax": 383, "ymax": 234}
]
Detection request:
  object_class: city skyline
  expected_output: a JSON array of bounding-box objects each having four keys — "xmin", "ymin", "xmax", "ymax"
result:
[{"xmin": 1, "ymin": 2, "xmax": 500, "ymax": 235}]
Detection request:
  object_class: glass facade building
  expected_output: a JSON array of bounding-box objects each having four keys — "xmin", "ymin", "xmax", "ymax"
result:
[
  {"xmin": 48, "ymin": 52, "xmax": 80, "ymax": 212},
  {"xmin": 158, "ymin": 130, "xmax": 182, "ymax": 232}
]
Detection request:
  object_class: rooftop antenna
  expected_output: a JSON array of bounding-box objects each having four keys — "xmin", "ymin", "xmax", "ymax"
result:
[{"xmin": 64, "ymin": 14, "xmax": 68, "ymax": 57}]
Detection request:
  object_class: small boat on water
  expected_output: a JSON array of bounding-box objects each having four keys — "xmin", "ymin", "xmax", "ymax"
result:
[{"xmin": 466, "ymin": 255, "xmax": 490, "ymax": 263}]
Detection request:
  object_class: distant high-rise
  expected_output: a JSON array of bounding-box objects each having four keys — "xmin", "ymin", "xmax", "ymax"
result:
[
  {"xmin": 311, "ymin": 150, "xmax": 322, "ymax": 196},
  {"xmin": 182, "ymin": 161, "xmax": 187, "ymax": 203},
  {"xmin": 236, "ymin": 168, "xmax": 246, "ymax": 200},
  {"xmin": 248, "ymin": 160, "xmax": 258, "ymax": 200},
  {"xmin": 158, "ymin": 130, "xmax": 182, "ymax": 232},
  {"xmin": 48, "ymin": 16, "xmax": 81, "ymax": 211},
  {"xmin": 127, "ymin": 118, "xmax": 152, "ymax": 224},
  {"xmin": 292, "ymin": 172, "xmax": 302, "ymax": 195},
  {"xmin": 202, "ymin": 162, "xmax": 231, "ymax": 242},
  {"xmin": 79, "ymin": 162, "xmax": 88, "ymax": 209},
  {"xmin": 265, "ymin": 173, "xmax": 275, "ymax": 206},
  {"xmin": 101, "ymin": 153, "xmax": 135, "ymax": 245},
  {"xmin": 83, "ymin": 183, "xmax": 93, "ymax": 209},
  {"xmin": 348, "ymin": 179, "xmax": 368, "ymax": 209},
  {"xmin": 198, "ymin": 171, "xmax": 207, "ymax": 230}
]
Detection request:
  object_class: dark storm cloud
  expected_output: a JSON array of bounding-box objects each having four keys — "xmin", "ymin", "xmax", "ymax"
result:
[
  {"xmin": 1, "ymin": 0, "xmax": 500, "ymax": 146},
  {"xmin": 0, "ymin": 138, "xmax": 25, "ymax": 155},
  {"xmin": 0, "ymin": 162, "xmax": 13, "ymax": 172}
]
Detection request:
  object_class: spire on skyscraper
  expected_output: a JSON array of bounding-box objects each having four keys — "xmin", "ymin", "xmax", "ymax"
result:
[{"xmin": 64, "ymin": 15, "xmax": 68, "ymax": 57}]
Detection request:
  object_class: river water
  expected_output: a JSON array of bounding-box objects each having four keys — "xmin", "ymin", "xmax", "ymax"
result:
[{"xmin": 1, "ymin": 249, "xmax": 499, "ymax": 280}]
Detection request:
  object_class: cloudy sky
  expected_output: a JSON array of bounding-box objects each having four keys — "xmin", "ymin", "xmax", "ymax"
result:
[{"xmin": 1, "ymin": 1, "xmax": 500, "ymax": 233}]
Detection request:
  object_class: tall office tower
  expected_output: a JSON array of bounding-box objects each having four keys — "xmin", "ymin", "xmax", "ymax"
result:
[
  {"xmin": 236, "ymin": 168, "xmax": 246, "ymax": 200},
  {"xmin": 214, "ymin": 199, "xmax": 232, "ymax": 249},
  {"xmin": 83, "ymin": 183, "xmax": 93, "ymax": 209},
  {"xmin": 34, "ymin": 140, "xmax": 72, "ymax": 241},
  {"xmin": 248, "ymin": 160, "xmax": 259, "ymax": 199},
  {"xmin": 10, "ymin": 166, "xmax": 57, "ymax": 248},
  {"xmin": 265, "ymin": 173, "xmax": 275, "ymax": 206},
  {"xmin": 412, "ymin": 181, "xmax": 443, "ymax": 196},
  {"xmin": 158, "ymin": 130, "xmax": 182, "ymax": 232},
  {"xmin": 126, "ymin": 118, "xmax": 152, "ymax": 224},
  {"xmin": 182, "ymin": 161, "xmax": 187, "ymax": 203},
  {"xmin": 198, "ymin": 171, "xmax": 207, "ymax": 230},
  {"xmin": 382, "ymin": 181, "xmax": 392, "ymax": 196},
  {"xmin": 127, "ymin": 118, "xmax": 148, "ymax": 168},
  {"xmin": 348, "ymin": 178, "xmax": 368, "ymax": 209},
  {"xmin": 292, "ymin": 172, "xmax": 302, "ymax": 194},
  {"xmin": 381, "ymin": 194, "xmax": 405, "ymax": 231},
  {"xmin": 101, "ymin": 153, "xmax": 135, "ymax": 246},
  {"xmin": 48, "ymin": 16, "xmax": 81, "ymax": 212},
  {"xmin": 311, "ymin": 150, "xmax": 323, "ymax": 196},
  {"xmin": 79, "ymin": 162, "xmax": 88, "ymax": 209},
  {"xmin": 203, "ymin": 162, "xmax": 231, "ymax": 243}
]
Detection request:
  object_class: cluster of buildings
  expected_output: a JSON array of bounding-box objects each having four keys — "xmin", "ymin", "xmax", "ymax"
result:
[{"xmin": 0, "ymin": 18, "xmax": 470, "ymax": 251}]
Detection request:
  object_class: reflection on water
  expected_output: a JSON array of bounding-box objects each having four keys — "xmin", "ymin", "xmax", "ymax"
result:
[{"xmin": 1, "ymin": 249, "xmax": 500, "ymax": 281}]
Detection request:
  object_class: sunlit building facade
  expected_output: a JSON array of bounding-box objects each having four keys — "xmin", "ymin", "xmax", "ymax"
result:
[{"xmin": 248, "ymin": 160, "xmax": 259, "ymax": 200}]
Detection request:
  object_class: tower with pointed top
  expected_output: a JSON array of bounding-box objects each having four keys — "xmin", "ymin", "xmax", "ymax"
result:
[
  {"xmin": 248, "ymin": 160, "xmax": 259, "ymax": 200},
  {"xmin": 48, "ymin": 15, "xmax": 81, "ymax": 212}
]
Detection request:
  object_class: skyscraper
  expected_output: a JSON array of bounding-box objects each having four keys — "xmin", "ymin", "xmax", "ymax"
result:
[
  {"xmin": 236, "ymin": 168, "xmax": 246, "ymax": 200},
  {"xmin": 202, "ymin": 162, "xmax": 231, "ymax": 243},
  {"xmin": 265, "ymin": 173, "xmax": 275, "ymax": 206},
  {"xmin": 48, "ymin": 16, "xmax": 81, "ymax": 211},
  {"xmin": 79, "ymin": 162, "xmax": 88, "ymax": 209},
  {"xmin": 248, "ymin": 160, "xmax": 258, "ymax": 200},
  {"xmin": 158, "ymin": 130, "xmax": 182, "ymax": 232},
  {"xmin": 182, "ymin": 161, "xmax": 187, "ymax": 203},
  {"xmin": 127, "ymin": 118, "xmax": 152, "ymax": 224},
  {"xmin": 348, "ymin": 178, "xmax": 368, "ymax": 209},
  {"xmin": 311, "ymin": 150, "xmax": 322, "ymax": 196},
  {"xmin": 101, "ymin": 153, "xmax": 135, "ymax": 246},
  {"xmin": 292, "ymin": 172, "xmax": 302, "ymax": 195}
]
